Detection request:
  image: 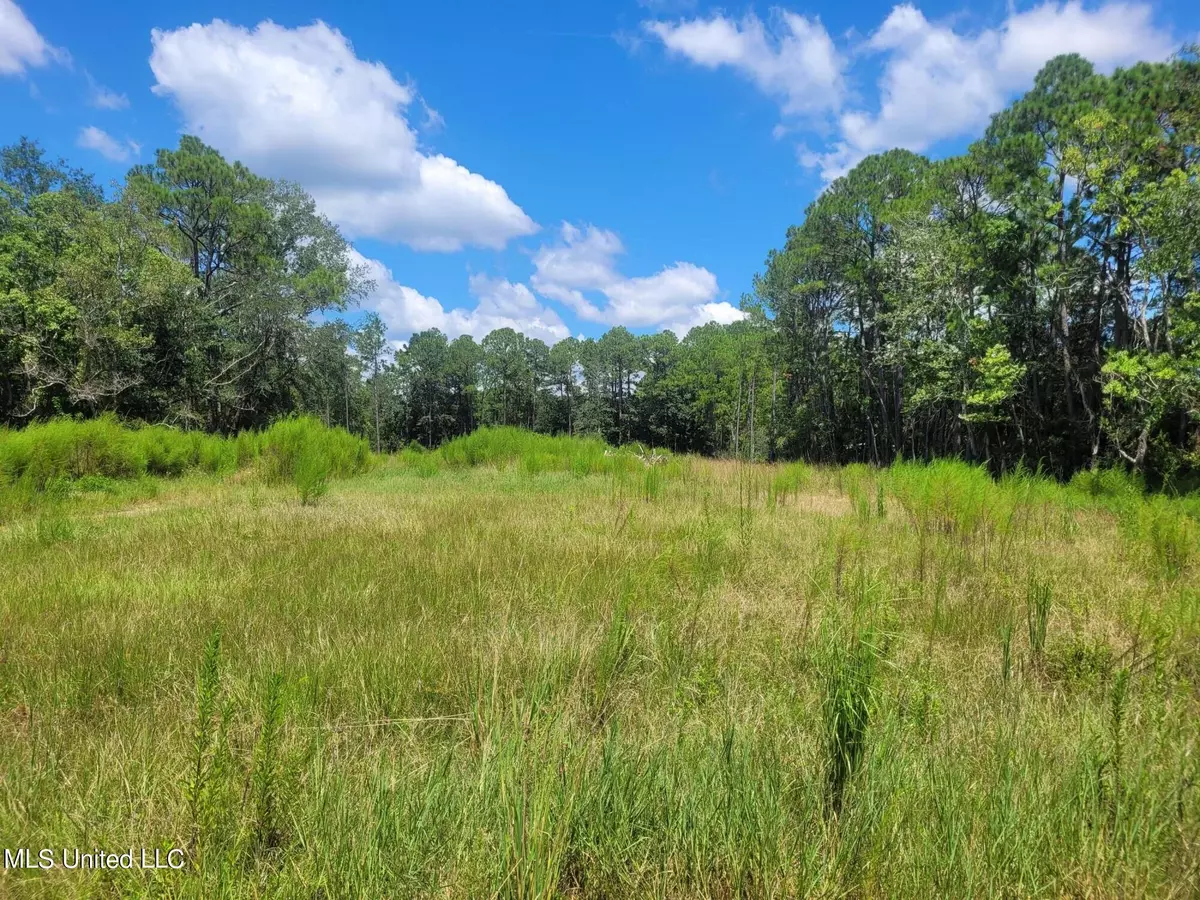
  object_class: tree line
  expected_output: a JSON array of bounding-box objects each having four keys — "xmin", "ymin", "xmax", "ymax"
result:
[{"xmin": 2, "ymin": 51, "xmax": 1198, "ymax": 481}]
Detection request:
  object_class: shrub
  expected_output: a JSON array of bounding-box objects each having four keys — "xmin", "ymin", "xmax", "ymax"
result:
[
  {"xmin": 428, "ymin": 426, "xmax": 669, "ymax": 479},
  {"xmin": 1128, "ymin": 496, "xmax": 1195, "ymax": 579},
  {"xmin": 294, "ymin": 449, "xmax": 331, "ymax": 506},
  {"xmin": 767, "ymin": 461, "xmax": 811, "ymax": 506},
  {"xmin": 886, "ymin": 458, "xmax": 1005, "ymax": 537},
  {"xmin": 0, "ymin": 415, "xmax": 370, "ymax": 495},
  {"xmin": 253, "ymin": 417, "xmax": 371, "ymax": 503},
  {"xmin": 0, "ymin": 415, "xmax": 147, "ymax": 488},
  {"xmin": 1069, "ymin": 466, "xmax": 1144, "ymax": 503},
  {"xmin": 1045, "ymin": 635, "xmax": 1114, "ymax": 690}
]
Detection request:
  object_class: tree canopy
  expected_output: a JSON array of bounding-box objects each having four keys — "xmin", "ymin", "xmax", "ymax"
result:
[{"xmin": 2, "ymin": 51, "xmax": 1199, "ymax": 483}]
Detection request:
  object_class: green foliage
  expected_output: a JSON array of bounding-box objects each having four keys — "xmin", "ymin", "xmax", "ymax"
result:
[
  {"xmin": 0, "ymin": 415, "xmax": 144, "ymax": 487},
  {"xmin": 187, "ymin": 630, "xmax": 223, "ymax": 856},
  {"xmin": 1045, "ymin": 635, "xmax": 1114, "ymax": 690},
  {"xmin": 253, "ymin": 417, "xmax": 371, "ymax": 506},
  {"xmin": 1125, "ymin": 496, "xmax": 1196, "ymax": 579},
  {"xmin": 820, "ymin": 621, "xmax": 881, "ymax": 817},
  {"xmin": 768, "ymin": 461, "xmax": 812, "ymax": 506},
  {"xmin": 1027, "ymin": 580, "xmax": 1053, "ymax": 663},
  {"xmin": 294, "ymin": 449, "xmax": 331, "ymax": 506},
  {"xmin": 887, "ymin": 458, "xmax": 1007, "ymax": 537},
  {"xmin": 249, "ymin": 673, "xmax": 287, "ymax": 852},
  {"xmin": 961, "ymin": 345, "xmax": 1026, "ymax": 424},
  {"xmin": 422, "ymin": 426, "xmax": 671, "ymax": 480},
  {"xmin": 590, "ymin": 596, "xmax": 636, "ymax": 729},
  {"xmin": 4, "ymin": 449, "xmax": 1200, "ymax": 895},
  {"xmin": 1069, "ymin": 466, "xmax": 1145, "ymax": 503},
  {"xmin": 0, "ymin": 416, "xmax": 369, "ymax": 505}
]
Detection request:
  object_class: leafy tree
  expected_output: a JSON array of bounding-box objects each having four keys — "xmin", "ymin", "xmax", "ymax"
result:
[{"xmin": 355, "ymin": 312, "xmax": 389, "ymax": 453}]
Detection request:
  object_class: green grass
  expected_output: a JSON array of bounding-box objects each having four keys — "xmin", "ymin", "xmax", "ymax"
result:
[
  {"xmin": 0, "ymin": 416, "xmax": 371, "ymax": 517},
  {"xmin": 0, "ymin": 431, "xmax": 1198, "ymax": 897}
]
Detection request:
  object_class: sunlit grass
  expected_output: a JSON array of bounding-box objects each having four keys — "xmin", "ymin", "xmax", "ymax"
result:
[{"xmin": 0, "ymin": 433, "xmax": 1197, "ymax": 896}]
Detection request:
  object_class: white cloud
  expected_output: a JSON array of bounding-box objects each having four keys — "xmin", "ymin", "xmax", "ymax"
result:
[
  {"xmin": 665, "ymin": 301, "xmax": 747, "ymax": 337},
  {"xmin": 811, "ymin": 1, "xmax": 1176, "ymax": 180},
  {"xmin": 531, "ymin": 222, "xmax": 742, "ymax": 334},
  {"xmin": 646, "ymin": 2, "xmax": 1176, "ymax": 182},
  {"xmin": 149, "ymin": 19, "xmax": 537, "ymax": 252},
  {"xmin": 351, "ymin": 250, "xmax": 569, "ymax": 345},
  {"xmin": 645, "ymin": 10, "xmax": 843, "ymax": 115},
  {"xmin": 76, "ymin": 126, "xmax": 138, "ymax": 163},
  {"xmin": 0, "ymin": 0, "xmax": 63, "ymax": 75},
  {"xmin": 86, "ymin": 73, "xmax": 129, "ymax": 109}
]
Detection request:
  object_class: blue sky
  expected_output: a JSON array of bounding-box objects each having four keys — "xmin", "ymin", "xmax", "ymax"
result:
[{"xmin": 2, "ymin": 0, "xmax": 1195, "ymax": 345}]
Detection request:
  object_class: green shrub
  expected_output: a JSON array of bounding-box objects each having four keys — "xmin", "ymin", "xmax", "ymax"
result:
[
  {"xmin": 0, "ymin": 415, "xmax": 147, "ymax": 487},
  {"xmin": 431, "ymin": 426, "xmax": 668, "ymax": 479},
  {"xmin": 768, "ymin": 461, "xmax": 811, "ymax": 506},
  {"xmin": 0, "ymin": 415, "xmax": 369, "ymax": 495},
  {"xmin": 1120, "ymin": 495, "xmax": 1196, "ymax": 579},
  {"xmin": 1069, "ymin": 467, "xmax": 1144, "ymax": 503},
  {"xmin": 887, "ymin": 458, "xmax": 1004, "ymax": 536},
  {"xmin": 294, "ymin": 448, "xmax": 331, "ymax": 506},
  {"xmin": 253, "ymin": 417, "xmax": 370, "ymax": 502},
  {"xmin": 1045, "ymin": 635, "xmax": 1114, "ymax": 690}
]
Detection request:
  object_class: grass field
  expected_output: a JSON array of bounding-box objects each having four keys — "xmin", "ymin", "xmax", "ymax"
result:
[{"xmin": 1, "ymin": 426, "xmax": 1199, "ymax": 897}]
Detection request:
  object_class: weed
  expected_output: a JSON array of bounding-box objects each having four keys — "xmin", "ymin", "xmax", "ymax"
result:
[
  {"xmin": 294, "ymin": 448, "xmax": 331, "ymax": 506},
  {"xmin": 1045, "ymin": 635, "xmax": 1114, "ymax": 690},
  {"xmin": 591, "ymin": 596, "xmax": 636, "ymax": 729},
  {"xmin": 187, "ymin": 630, "xmax": 223, "ymax": 857},
  {"xmin": 820, "ymin": 607, "xmax": 882, "ymax": 817},
  {"xmin": 1106, "ymin": 668, "xmax": 1131, "ymax": 826},
  {"xmin": 1027, "ymin": 579, "xmax": 1052, "ymax": 664},
  {"xmin": 248, "ymin": 672, "xmax": 286, "ymax": 853}
]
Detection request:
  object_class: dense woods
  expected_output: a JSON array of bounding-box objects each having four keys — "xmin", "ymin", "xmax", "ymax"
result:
[{"xmin": 3, "ymin": 51, "xmax": 1198, "ymax": 482}]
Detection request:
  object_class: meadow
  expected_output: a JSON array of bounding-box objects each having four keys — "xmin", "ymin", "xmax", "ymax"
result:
[{"xmin": 1, "ymin": 421, "xmax": 1198, "ymax": 897}]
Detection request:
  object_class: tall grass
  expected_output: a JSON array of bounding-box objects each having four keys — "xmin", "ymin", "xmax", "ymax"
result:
[
  {"xmin": 2, "ymin": 433, "xmax": 1200, "ymax": 896},
  {"xmin": 0, "ymin": 415, "xmax": 371, "ymax": 509},
  {"xmin": 398, "ymin": 426, "xmax": 686, "ymax": 482},
  {"xmin": 1027, "ymin": 579, "xmax": 1052, "ymax": 664},
  {"xmin": 0, "ymin": 415, "xmax": 236, "ymax": 488}
]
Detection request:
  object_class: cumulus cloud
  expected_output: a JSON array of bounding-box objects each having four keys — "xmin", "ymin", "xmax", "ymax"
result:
[
  {"xmin": 811, "ymin": 1, "xmax": 1177, "ymax": 180},
  {"xmin": 531, "ymin": 223, "xmax": 743, "ymax": 334},
  {"xmin": 645, "ymin": 10, "xmax": 843, "ymax": 115},
  {"xmin": 0, "ymin": 0, "xmax": 64, "ymax": 75},
  {"xmin": 351, "ymin": 251, "xmax": 569, "ymax": 345},
  {"xmin": 149, "ymin": 19, "xmax": 537, "ymax": 252},
  {"xmin": 76, "ymin": 126, "xmax": 138, "ymax": 162},
  {"xmin": 645, "ymin": 2, "xmax": 1177, "ymax": 181}
]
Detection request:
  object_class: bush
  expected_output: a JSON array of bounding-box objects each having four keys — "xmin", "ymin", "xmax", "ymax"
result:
[
  {"xmin": 768, "ymin": 461, "xmax": 811, "ymax": 506},
  {"xmin": 1045, "ymin": 635, "xmax": 1114, "ymax": 690},
  {"xmin": 1069, "ymin": 466, "xmax": 1144, "ymax": 501},
  {"xmin": 410, "ymin": 426, "xmax": 668, "ymax": 479},
  {"xmin": 294, "ymin": 448, "xmax": 330, "ymax": 506},
  {"xmin": 0, "ymin": 415, "xmax": 370, "ymax": 495},
  {"xmin": 1127, "ymin": 496, "xmax": 1195, "ymax": 579},
  {"xmin": 258, "ymin": 417, "xmax": 371, "ymax": 482},
  {"xmin": 886, "ymin": 458, "xmax": 1005, "ymax": 536},
  {"xmin": 0, "ymin": 415, "xmax": 147, "ymax": 488}
]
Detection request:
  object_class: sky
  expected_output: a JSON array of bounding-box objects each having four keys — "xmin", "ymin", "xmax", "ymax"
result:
[{"xmin": 2, "ymin": 0, "xmax": 1195, "ymax": 346}]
